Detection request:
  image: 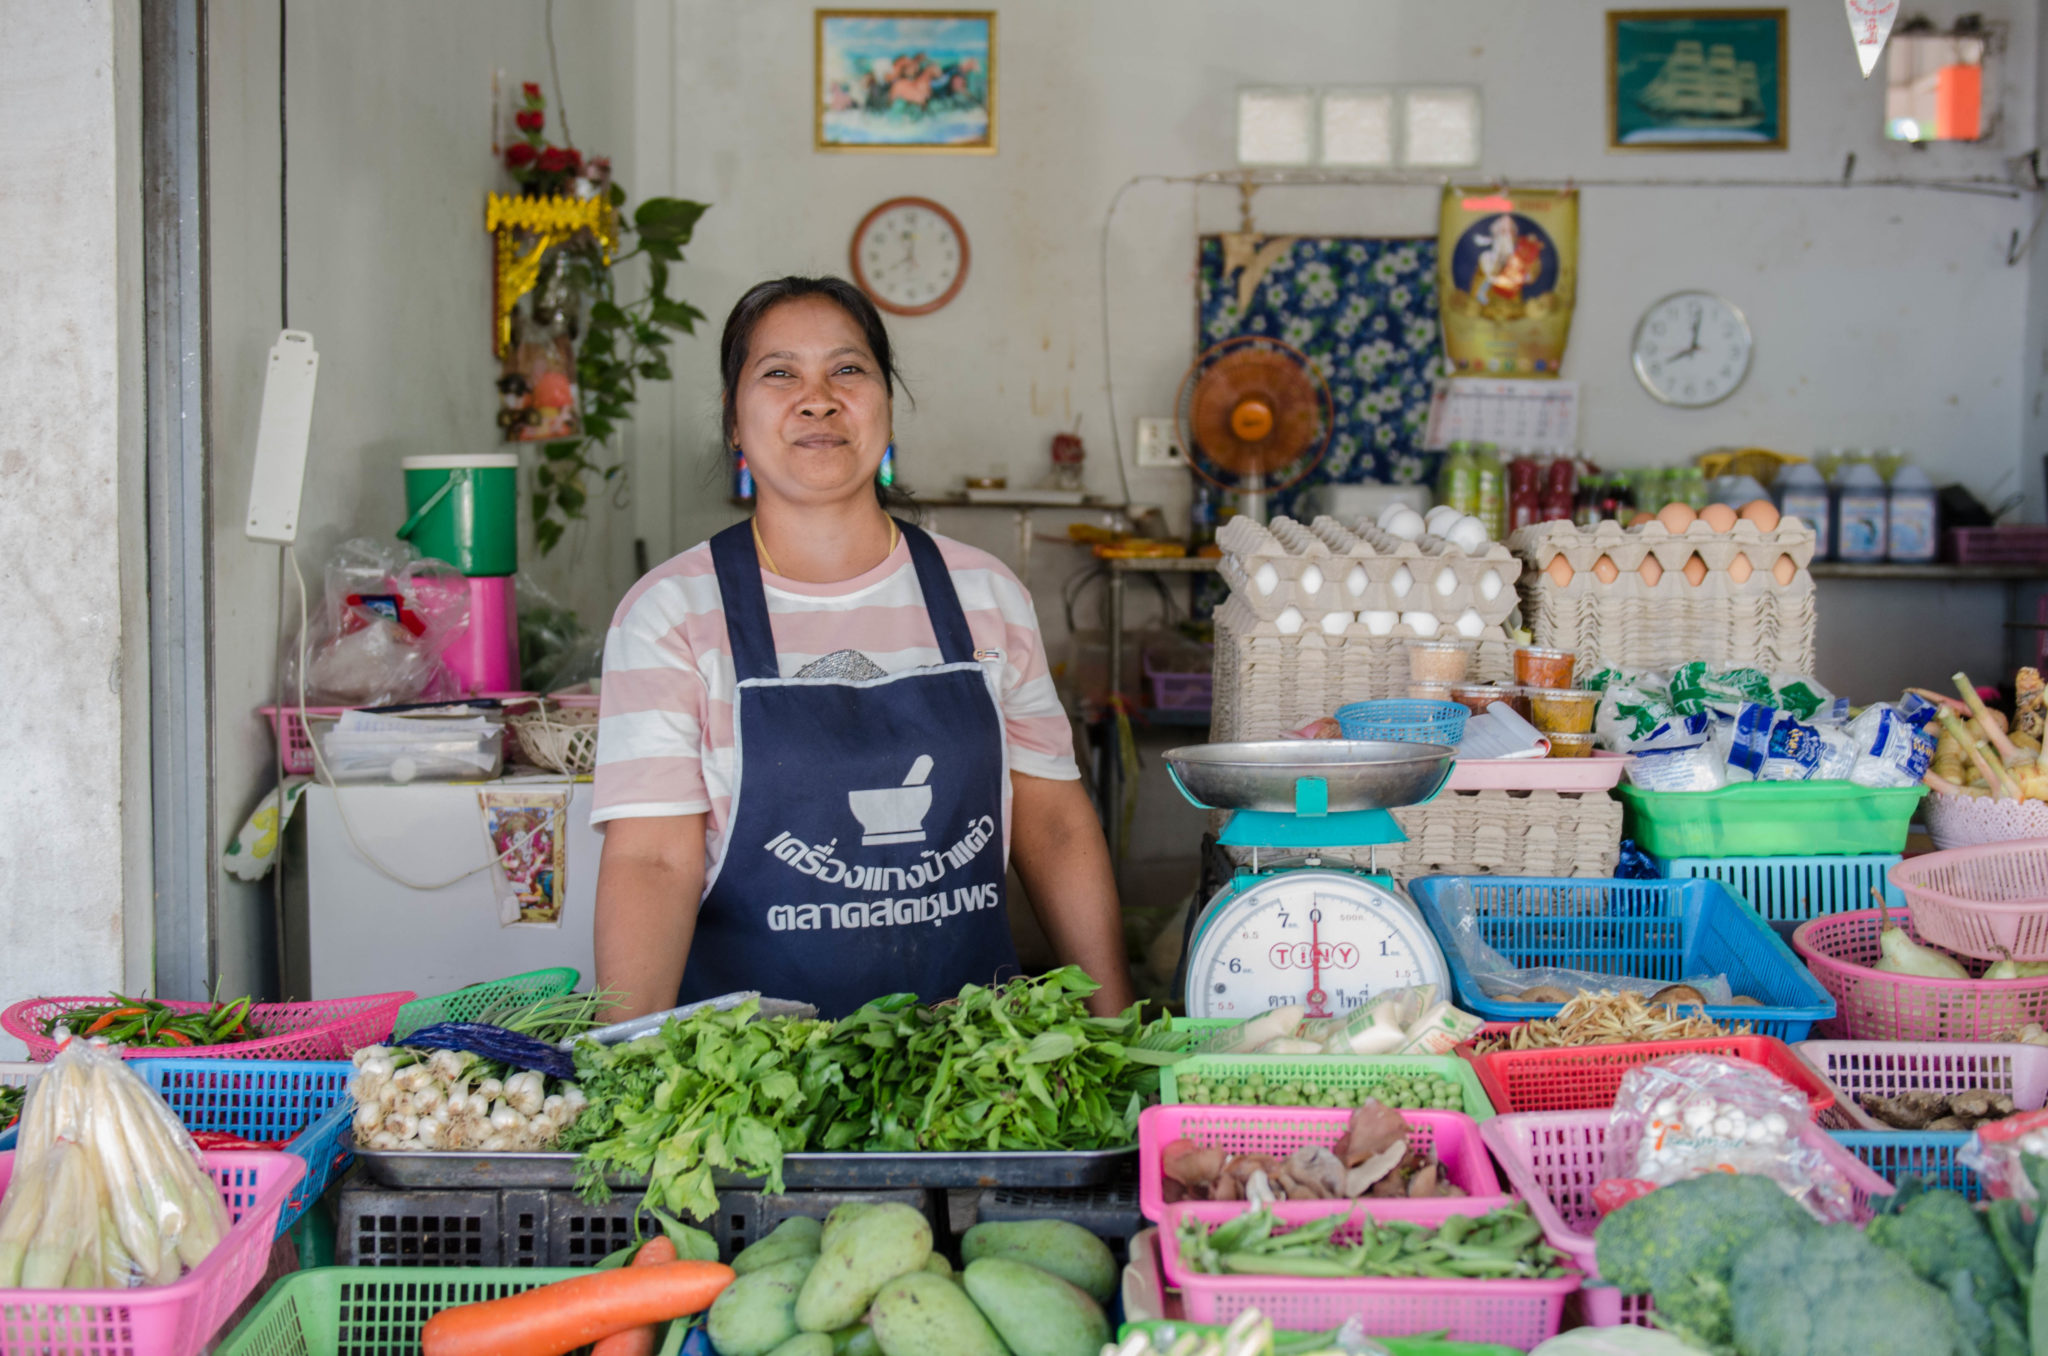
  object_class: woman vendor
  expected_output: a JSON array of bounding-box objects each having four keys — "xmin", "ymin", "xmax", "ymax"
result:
[{"xmin": 590, "ymin": 276, "xmax": 1134, "ymax": 1020}]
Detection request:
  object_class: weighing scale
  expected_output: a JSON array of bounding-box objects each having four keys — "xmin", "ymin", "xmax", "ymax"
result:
[{"xmin": 1165, "ymin": 741, "xmax": 1456, "ymax": 1021}]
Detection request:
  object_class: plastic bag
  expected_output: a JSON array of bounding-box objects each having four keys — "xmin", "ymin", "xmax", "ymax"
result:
[
  {"xmin": 515, "ymin": 571, "xmax": 603, "ymax": 693},
  {"xmin": 1957, "ymin": 1109, "xmax": 2048, "ymax": 1202},
  {"xmin": 1431, "ymin": 878, "xmax": 1734, "ymax": 1002},
  {"xmin": 1602, "ymin": 1054, "xmax": 1858, "ymax": 1221},
  {"xmin": 282, "ymin": 538, "xmax": 471, "ymax": 707},
  {"xmin": 0, "ymin": 1040, "xmax": 229, "ymax": 1288}
]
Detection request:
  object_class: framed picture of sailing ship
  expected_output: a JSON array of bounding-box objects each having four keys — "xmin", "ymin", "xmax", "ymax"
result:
[{"xmin": 1608, "ymin": 9, "xmax": 1787, "ymax": 150}]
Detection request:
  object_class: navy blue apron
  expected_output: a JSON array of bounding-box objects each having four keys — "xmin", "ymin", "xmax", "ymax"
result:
[{"xmin": 679, "ymin": 519, "xmax": 1019, "ymax": 1018}]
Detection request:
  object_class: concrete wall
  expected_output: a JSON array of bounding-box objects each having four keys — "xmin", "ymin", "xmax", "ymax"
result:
[
  {"xmin": 0, "ymin": 0, "xmax": 151, "ymax": 1051},
  {"xmin": 639, "ymin": 0, "xmax": 2041, "ymax": 703},
  {"xmin": 206, "ymin": 0, "xmax": 642, "ymax": 996}
]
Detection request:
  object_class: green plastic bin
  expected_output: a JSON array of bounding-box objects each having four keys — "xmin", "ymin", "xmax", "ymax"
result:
[
  {"xmin": 1617, "ymin": 781, "xmax": 1926, "ymax": 859},
  {"xmin": 399, "ymin": 453, "xmax": 519, "ymax": 576},
  {"xmin": 215, "ymin": 1266, "xmax": 600, "ymax": 1356},
  {"xmin": 391, "ymin": 966, "xmax": 579, "ymax": 1042}
]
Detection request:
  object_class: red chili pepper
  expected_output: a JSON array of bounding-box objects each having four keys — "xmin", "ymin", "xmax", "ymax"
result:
[
  {"xmin": 84, "ymin": 1007, "xmax": 146, "ymax": 1035},
  {"xmin": 160, "ymin": 1029, "xmax": 193, "ymax": 1046}
]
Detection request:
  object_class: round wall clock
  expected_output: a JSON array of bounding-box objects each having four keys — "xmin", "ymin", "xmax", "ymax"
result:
[
  {"xmin": 850, "ymin": 197, "xmax": 969, "ymax": 316},
  {"xmin": 1631, "ymin": 291, "xmax": 1754, "ymax": 408}
]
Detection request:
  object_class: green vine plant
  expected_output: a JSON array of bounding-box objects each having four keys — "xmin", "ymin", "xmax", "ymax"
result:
[{"xmin": 534, "ymin": 195, "xmax": 710, "ymax": 555}]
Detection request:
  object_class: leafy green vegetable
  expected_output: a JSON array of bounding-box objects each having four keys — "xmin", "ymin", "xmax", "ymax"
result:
[{"xmin": 562, "ymin": 967, "xmax": 1173, "ymax": 1221}]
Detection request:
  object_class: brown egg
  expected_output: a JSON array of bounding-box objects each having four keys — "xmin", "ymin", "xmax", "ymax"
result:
[
  {"xmin": 1593, "ymin": 554, "xmax": 1620, "ymax": 584},
  {"xmin": 1639, "ymin": 555, "xmax": 1664, "ymax": 586},
  {"xmin": 1546, "ymin": 554, "xmax": 1575, "ymax": 588},
  {"xmin": 1629, "ymin": 512, "xmax": 1655, "ymax": 527},
  {"xmin": 1728, "ymin": 552, "xmax": 1754, "ymax": 583},
  {"xmin": 1700, "ymin": 503, "xmax": 1740, "ymax": 533},
  {"xmin": 1683, "ymin": 553, "xmax": 1709, "ymax": 587},
  {"xmin": 1739, "ymin": 499, "xmax": 1781, "ymax": 532},
  {"xmin": 1772, "ymin": 554, "xmax": 1797, "ymax": 585},
  {"xmin": 1657, "ymin": 502, "xmax": 1697, "ymax": 533}
]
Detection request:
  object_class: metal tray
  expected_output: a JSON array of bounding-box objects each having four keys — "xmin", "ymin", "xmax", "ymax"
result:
[
  {"xmin": 349, "ymin": 1137, "xmax": 1136, "ymax": 1192},
  {"xmin": 1162, "ymin": 740, "xmax": 1453, "ymax": 814}
]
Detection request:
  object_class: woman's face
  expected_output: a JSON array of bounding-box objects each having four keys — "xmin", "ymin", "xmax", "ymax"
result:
[{"xmin": 732, "ymin": 296, "xmax": 891, "ymax": 507}]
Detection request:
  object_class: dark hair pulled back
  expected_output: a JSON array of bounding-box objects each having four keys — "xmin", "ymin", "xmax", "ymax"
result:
[{"xmin": 718, "ymin": 275, "xmax": 907, "ymax": 451}]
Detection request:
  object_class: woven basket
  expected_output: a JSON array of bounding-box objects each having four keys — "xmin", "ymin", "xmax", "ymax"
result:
[{"xmin": 508, "ymin": 705, "xmax": 599, "ymax": 775}]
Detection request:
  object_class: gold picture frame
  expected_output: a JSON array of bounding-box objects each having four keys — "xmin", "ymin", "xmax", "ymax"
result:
[
  {"xmin": 815, "ymin": 9, "xmax": 996, "ymax": 154},
  {"xmin": 1608, "ymin": 8, "xmax": 1788, "ymax": 151}
]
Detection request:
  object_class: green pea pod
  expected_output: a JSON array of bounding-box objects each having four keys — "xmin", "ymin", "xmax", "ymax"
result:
[
  {"xmin": 1217, "ymin": 1253, "xmax": 1358, "ymax": 1278},
  {"xmin": 1435, "ymin": 1214, "xmax": 1475, "ymax": 1247}
]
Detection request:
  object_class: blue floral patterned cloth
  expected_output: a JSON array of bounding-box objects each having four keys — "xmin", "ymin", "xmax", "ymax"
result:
[{"xmin": 1196, "ymin": 235, "xmax": 1447, "ymax": 519}]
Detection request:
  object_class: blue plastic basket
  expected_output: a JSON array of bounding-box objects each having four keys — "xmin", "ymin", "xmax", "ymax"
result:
[
  {"xmin": 1829, "ymin": 1130, "xmax": 1981, "ymax": 1199},
  {"xmin": 1408, "ymin": 875, "xmax": 1838, "ymax": 1042},
  {"xmin": 1335, "ymin": 699, "xmax": 1469, "ymax": 745},
  {"xmin": 1654, "ymin": 854, "xmax": 1905, "ymax": 927}
]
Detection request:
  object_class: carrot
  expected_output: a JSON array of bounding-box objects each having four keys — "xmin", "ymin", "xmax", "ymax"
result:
[
  {"xmin": 420, "ymin": 1259, "xmax": 733, "ymax": 1356},
  {"xmin": 589, "ymin": 1236, "xmax": 682, "ymax": 1356}
]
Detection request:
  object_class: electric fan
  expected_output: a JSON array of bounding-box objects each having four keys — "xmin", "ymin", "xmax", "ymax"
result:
[{"xmin": 1173, "ymin": 334, "xmax": 1334, "ymax": 524}]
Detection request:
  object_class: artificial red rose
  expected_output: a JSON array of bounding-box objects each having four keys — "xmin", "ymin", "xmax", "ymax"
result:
[
  {"xmin": 504, "ymin": 142, "xmax": 537, "ymax": 168},
  {"xmin": 561, "ymin": 146, "xmax": 582, "ymax": 169},
  {"xmin": 522, "ymin": 81, "xmax": 541, "ymax": 100},
  {"xmin": 515, "ymin": 109, "xmax": 544, "ymax": 133},
  {"xmin": 537, "ymin": 146, "xmax": 573, "ymax": 172}
]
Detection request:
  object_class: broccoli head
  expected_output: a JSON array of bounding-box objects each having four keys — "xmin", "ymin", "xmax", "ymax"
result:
[
  {"xmin": 1593, "ymin": 1174, "xmax": 1817, "ymax": 1348},
  {"xmin": 1730, "ymin": 1225, "xmax": 1959, "ymax": 1356},
  {"xmin": 1866, "ymin": 1181, "xmax": 2020, "ymax": 1356}
]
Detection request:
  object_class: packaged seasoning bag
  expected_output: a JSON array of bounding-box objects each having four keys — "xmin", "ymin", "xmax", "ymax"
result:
[
  {"xmin": 1667, "ymin": 661, "xmax": 1712, "ymax": 716},
  {"xmin": 1702, "ymin": 667, "xmax": 1776, "ymax": 712}
]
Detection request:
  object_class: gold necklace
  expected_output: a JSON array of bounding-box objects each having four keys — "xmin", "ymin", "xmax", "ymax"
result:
[{"xmin": 752, "ymin": 516, "xmax": 897, "ymax": 577}]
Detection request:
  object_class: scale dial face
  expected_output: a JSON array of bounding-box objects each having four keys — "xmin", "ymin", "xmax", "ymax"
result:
[{"xmin": 1183, "ymin": 870, "xmax": 1451, "ymax": 1021}]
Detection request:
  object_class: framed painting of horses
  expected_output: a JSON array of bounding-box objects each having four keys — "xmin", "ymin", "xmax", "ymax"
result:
[{"xmin": 815, "ymin": 10, "xmax": 996, "ymax": 153}]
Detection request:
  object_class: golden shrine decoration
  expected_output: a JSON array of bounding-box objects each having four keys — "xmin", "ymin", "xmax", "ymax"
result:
[{"xmin": 486, "ymin": 192, "xmax": 617, "ymax": 358}]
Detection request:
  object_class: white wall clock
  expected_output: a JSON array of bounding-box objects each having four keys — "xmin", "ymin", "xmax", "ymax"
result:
[
  {"xmin": 1631, "ymin": 291, "xmax": 1753, "ymax": 408},
  {"xmin": 849, "ymin": 197, "xmax": 969, "ymax": 317}
]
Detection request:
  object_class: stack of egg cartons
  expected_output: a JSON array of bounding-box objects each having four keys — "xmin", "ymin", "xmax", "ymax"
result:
[
  {"xmin": 1508, "ymin": 516, "xmax": 1818, "ymax": 676},
  {"xmin": 1210, "ymin": 511, "xmax": 1524, "ymax": 742}
]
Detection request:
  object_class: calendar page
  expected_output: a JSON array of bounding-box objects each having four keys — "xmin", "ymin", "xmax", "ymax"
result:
[{"xmin": 1423, "ymin": 378, "xmax": 1579, "ymax": 451}]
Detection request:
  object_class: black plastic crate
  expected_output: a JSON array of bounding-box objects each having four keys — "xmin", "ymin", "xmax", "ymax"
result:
[{"xmin": 975, "ymin": 1169, "xmax": 1141, "ymax": 1264}]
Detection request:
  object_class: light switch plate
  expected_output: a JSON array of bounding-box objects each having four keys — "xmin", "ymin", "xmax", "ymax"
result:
[{"xmin": 1135, "ymin": 417, "xmax": 1185, "ymax": 468}]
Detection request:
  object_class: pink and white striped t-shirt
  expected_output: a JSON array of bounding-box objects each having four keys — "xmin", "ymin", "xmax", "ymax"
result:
[{"xmin": 590, "ymin": 531, "xmax": 1079, "ymax": 882}]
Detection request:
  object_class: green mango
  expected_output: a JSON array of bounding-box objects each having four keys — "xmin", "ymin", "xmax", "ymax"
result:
[
  {"xmin": 921, "ymin": 1253, "xmax": 952, "ymax": 1277},
  {"xmin": 959, "ymin": 1220, "xmax": 1117, "ymax": 1302},
  {"xmin": 829, "ymin": 1324, "xmax": 882, "ymax": 1356},
  {"xmin": 867, "ymin": 1271, "xmax": 1007, "ymax": 1356},
  {"xmin": 963, "ymin": 1256, "xmax": 1109, "ymax": 1356},
  {"xmin": 734, "ymin": 1215, "xmax": 824, "ymax": 1276},
  {"xmin": 819, "ymin": 1202, "xmax": 878, "ymax": 1252},
  {"xmin": 795, "ymin": 1203, "xmax": 933, "ymax": 1333},
  {"xmin": 707, "ymin": 1255, "xmax": 815, "ymax": 1356},
  {"xmin": 764, "ymin": 1336, "xmax": 834, "ymax": 1356}
]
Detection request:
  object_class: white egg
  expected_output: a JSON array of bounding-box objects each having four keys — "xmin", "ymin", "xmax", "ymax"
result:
[
  {"xmin": 1384, "ymin": 509, "xmax": 1426, "ymax": 541},
  {"xmin": 1455, "ymin": 609, "xmax": 1484, "ymax": 638},
  {"xmin": 1433, "ymin": 566, "xmax": 1458, "ymax": 597},
  {"xmin": 1275, "ymin": 606, "xmax": 1304, "ymax": 635},
  {"xmin": 1301, "ymin": 564, "xmax": 1324, "ymax": 595},
  {"xmin": 1425, "ymin": 506, "xmax": 1462, "ymax": 534},
  {"xmin": 1448, "ymin": 517, "xmax": 1489, "ymax": 554},
  {"xmin": 1319, "ymin": 611, "xmax": 1351, "ymax": 636},
  {"xmin": 1344, "ymin": 565, "xmax": 1369, "ymax": 598},
  {"xmin": 1401, "ymin": 611, "xmax": 1439, "ymax": 638},
  {"xmin": 1391, "ymin": 566, "xmax": 1414, "ymax": 598},
  {"xmin": 1361, "ymin": 610, "xmax": 1398, "ymax": 635},
  {"xmin": 1379, "ymin": 502, "xmax": 1412, "ymax": 529},
  {"xmin": 1253, "ymin": 562, "xmax": 1280, "ymax": 596},
  {"xmin": 1479, "ymin": 569, "xmax": 1503, "ymax": 601}
]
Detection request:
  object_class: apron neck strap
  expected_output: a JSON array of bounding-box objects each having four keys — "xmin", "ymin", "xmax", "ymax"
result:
[{"xmin": 707, "ymin": 516, "xmax": 975, "ymax": 681}]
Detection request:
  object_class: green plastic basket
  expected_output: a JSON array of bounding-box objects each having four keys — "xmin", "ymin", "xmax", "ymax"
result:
[
  {"xmin": 391, "ymin": 967, "xmax": 580, "ymax": 1042},
  {"xmin": 1618, "ymin": 782, "xmax": 1926, "ymax": 859},
  {"xmin": 215, "ymin": 1266, "xmax": 668, "ymax": 1356},
  {"xmin": 1160, "ymin": 1052, "xmax": 1494, "ymax": 1121}
]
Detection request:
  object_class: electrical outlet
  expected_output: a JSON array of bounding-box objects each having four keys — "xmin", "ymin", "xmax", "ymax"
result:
[{"xmin": 1135, "ymin": 417, "xmax": 1185, "ymax": 469}]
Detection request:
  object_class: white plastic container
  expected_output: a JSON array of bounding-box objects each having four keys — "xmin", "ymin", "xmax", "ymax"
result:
[
  {"xmin": 1886, "ymin": 462, "xmax": 1938, "ymax": 562},
  {"xmin": 1833, "ymin": 462, "xmax": 1889, "ymax": 562},
  {"xmin": 1775, "ymin": 462, "xmax": 1834, "ymax": 561}
]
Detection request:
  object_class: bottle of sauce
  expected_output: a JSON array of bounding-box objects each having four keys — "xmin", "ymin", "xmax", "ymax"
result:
[
  {"xmin": 1541, "ymin": 456, "xmax": 1578, "ymax": 525},
  {"xmin": 1834, "ymin": 462, "xmax": 1889, "ymax": 562},
  {"xmin": 1886, "ymin": 461, "xmax": 1938, "ymax": 563},
  {"xmin": 1438, "ymin": 442, "xmax": 1478, "ymax": 515},
  {"xmin": 1189, "ymin": 476, "xmax": 1218, "ymax": 553},
  {"xmin": 1475, "ymin": 443, "xmax": 1506, "ymax": 540},
  {"xmin": 1508, "ymin": 457, "xmax": 1543, "ymax": 535}
]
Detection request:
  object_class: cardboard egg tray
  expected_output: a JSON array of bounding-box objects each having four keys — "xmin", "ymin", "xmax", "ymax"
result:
[
  {"xmin": 1217, "ymin": 515, "xmax": 1523, "ymax": 628},
  {"xmin": 1508, "ymin": 518, "xmax": 1818, "ymax": 676}
]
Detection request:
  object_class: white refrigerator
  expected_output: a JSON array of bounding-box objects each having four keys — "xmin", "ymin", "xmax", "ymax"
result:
[{"xmin": 299, "ymin": 778, "xmax": 602, "ymax": 1000}]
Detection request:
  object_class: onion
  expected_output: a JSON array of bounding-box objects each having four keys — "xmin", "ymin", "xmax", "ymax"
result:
[
  {"xmin": 353, "ymin": 1105, "xmax": 382, "ymax": 1138},
  {"xmin": 489, "ymin": 1100, "xmax": 525, "ymax": 1135},
  {"xmin": 416, "ymin": 1116, "xmax": 448, "ymax": 1149},
  {"xmin": 505, "ymin": 1072, "xmax": 544, "ymax": 1117},
  {"xmin": 352, "ymin": 1045, "xmax": 393, "ymax": 1070},
  {"xmin": 385, "ymin": 1111, "xmax": 419, "ymax": 1141},
  {"xmin": 480, "ymin": 1133, "xmax": 514, "ymax": 1152},
  {"xmin": 428, "ymin": 1049, "xmax": 469, "ymax": 1082},
  {"xmin": 358, "ymin": 1055, "xmax": 395, "ymax": 1080},
  {"xmin": 368, "ymin": 1130, "xmax": 402, "ymax": 1150},
  {"xmin": 476, "ymin": 1077, "xmax": 504, "ymax": 1104},
  {"xmin": 412, "ymin": 1084, "xmax": 444, "ymax": 1116}
]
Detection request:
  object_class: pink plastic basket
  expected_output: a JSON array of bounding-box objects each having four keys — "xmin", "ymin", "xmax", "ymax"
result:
[
  {"xmin": 1157, "ymin": 1197, "xmax": 1579, "ymax": 1345},
  {"xmin": 1948, "ymin": 526, "xmax": 2048, "ymax": 565},
  {"xmin": 1792, "ymin": 907, "xmax": 2048, "ymax": 1041},
  {"xmin": 1142, "ymin": 654, "xmax": 1213, "ymax": 712},
  {"xmin": 0, "ymin": 1149, "xmax": 304, "ymax": 1356},
  {"xmin": 1891, "ymin": 841, "xmax": 2048, "ymax": 961},
  {"xmin": 1480, "ymin": 1109, "xmax": 1893, "ymax": 1327},
  {"xmin": 1793, "ymin": 1039, "xmax": 2048, "ymax": 1130},
  {"xmin": 256, "ymin": 705, "xmax": 350, "ymax": 777},
  {"xmin": 1137, "ymin": 1104, "xmax": 1505, "ymax": 1222},
  {"xmin": 1, "ymin": 993, "xmax": 413, "ymax": 1063},
  {"xmin": 1446, "ymin": 751, "xmax": 1629, "ymax": 793}
]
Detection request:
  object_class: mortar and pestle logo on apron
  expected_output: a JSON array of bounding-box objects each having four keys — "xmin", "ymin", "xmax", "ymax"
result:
[{"xmin": 848, "ymin": 754, "xmax": 936, "ymax": 845}]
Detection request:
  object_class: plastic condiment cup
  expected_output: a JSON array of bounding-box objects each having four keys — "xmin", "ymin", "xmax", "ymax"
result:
[
  {"xmin": 1409, "ymin": 680, "xmax": 1456, "ymax": 702},
  {"xmin": 1528, "ymin": 688, "xmax": 1599, "ymax": 735},
  {"xmin": 1451, "ymin": 684, "xmax": 1521, "ymax": 719},
  {"xmin": 1545, "ymin": 731, "xmax": 1597, "ymax": 759},
  {"xmin": 1406, "ymin": 639, "xmax": 1475, "ymax": 684},
  {"xmin": 1514, "ymin": 647, "xmax": 1578, "ymax": 689}
]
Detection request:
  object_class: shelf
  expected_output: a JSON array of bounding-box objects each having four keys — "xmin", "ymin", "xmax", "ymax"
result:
[
  {"xmin": 1810, "ymin": 562, "xmax": 2048, "ymax": 582},
  {"xmin": 1106, "ymin": 556, "xmax": 1223, "ymax": 573},
  {"xmin": 914, "ymin": 494, "xmax": 1126, "ymax": 510}
]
